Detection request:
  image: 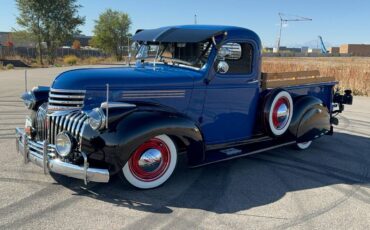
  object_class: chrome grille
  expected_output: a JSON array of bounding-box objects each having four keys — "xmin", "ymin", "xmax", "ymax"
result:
[
  {"xmin": 48, "ymin": 111, "xmax": 88, "ymax": 145},
  {"xmin": 48, "ymin": 88, "xmax": 86, "ymax": 111},
  {"xmin": 35, "ymin": 103, "xmax": 48, "ymax": 141},
  {"xmin": 34, "ymin": 103, "xmax": 88, "ymax": 145}
]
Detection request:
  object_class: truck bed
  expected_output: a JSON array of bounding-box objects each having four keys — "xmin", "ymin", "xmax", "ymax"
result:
[{"xmin": 261, "ymin": 70, "xmax": 336, "ymax": 90}]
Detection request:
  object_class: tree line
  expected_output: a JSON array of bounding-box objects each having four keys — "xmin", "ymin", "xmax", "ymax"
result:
[{"xmin": 14, "ymin": 0, "xmax": 131, "ymax": 64}]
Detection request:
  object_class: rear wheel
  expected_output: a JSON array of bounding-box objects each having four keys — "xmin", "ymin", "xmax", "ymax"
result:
[
  {"xmin": 264, "ymin": 89, "xmax": 293, "ymax": 137},
  {"xmin": 296, "ymin": 141, "xmax": 312, "ymax": 150},
  {"xmin": 122, "ymin": 134, "xmax": 177, "ymax": 189}
]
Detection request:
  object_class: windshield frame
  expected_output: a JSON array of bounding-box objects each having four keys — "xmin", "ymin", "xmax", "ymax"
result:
[{"xmin": 134, "ymin": 42, "xmax": 214, "ymax": 71}]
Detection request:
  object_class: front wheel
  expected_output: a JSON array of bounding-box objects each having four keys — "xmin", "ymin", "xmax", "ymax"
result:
[
  {"xmin": 296, "ymin": 141, "xmax": 312, "ymax": 150},
  {"xmin": 122, "ymin": 134, "xmax": 177, "ymax": 189}
]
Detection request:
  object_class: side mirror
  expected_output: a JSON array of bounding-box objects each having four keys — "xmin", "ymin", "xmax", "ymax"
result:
[{"xmin": 217, "ymin": 61, "xmax": 229, "ymax": 74}]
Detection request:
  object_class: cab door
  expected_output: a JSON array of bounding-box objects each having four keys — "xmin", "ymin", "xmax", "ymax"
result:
[{"xmin": 201, "ymin": 41, "xmax": 260, "ymax": 144}]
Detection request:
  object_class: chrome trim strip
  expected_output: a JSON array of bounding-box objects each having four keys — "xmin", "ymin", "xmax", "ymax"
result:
[
  {"xmin": 123, "ymin": 95, "xmax": 185, "ymax": 99},
  {"xmin": 122, "ymin": 90, "xmax": 186, "ymax": 99},
  {"xmin": 48, "ymin": 105, "xmax": 83, "ymax": 111},
  {"xmin": 100, "ymin": 102, "xmax": 136, "ymax": 109},
  {"xmin": 48, "ymin": 109, "xmax": 80, "ymax": 117},
  {"xmin": 50, "ymin": 88, "xmax": 86, "ymax": 94},
  {"xmin": 123, "ymin": 93, "xmax": 185, "ymax": 96},
  {"xmin": 124, "ymin": 90, "xmax": 186, "ymax": 93},
  {"xmin": 49, "ymin": 99, "xmax": 84, "ymax": 105},
  {"xmin": 49, "ymin": 94, "xmax": 85, "ymax": 99}
]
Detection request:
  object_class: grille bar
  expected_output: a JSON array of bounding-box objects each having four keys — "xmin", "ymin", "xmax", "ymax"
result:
[
  {"xmin": 48, "ymin": 88, "xmax": 86, "ymax": 111},
  {"xmin": 49, "ymin": 99, "xmax": 85, "ymax": 105}
]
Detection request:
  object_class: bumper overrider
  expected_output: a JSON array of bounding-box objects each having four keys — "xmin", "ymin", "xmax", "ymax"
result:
[{"xmin": 15, "ymin": 127, "xmax": 109, "ymax": 184}]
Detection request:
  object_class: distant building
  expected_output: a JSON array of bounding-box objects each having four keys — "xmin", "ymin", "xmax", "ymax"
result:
[
  {"xmin": 263, "ymin": 47, "xmax": 274, "ymax": 53},
  {"xmin": 0, "ymin": 31, "xmax": 35, "ymax": 48},
  {"xmin": 301, "ymin": 47, "xmax": 309, "ymax": 53},
  {"xmin": 64, "ymin": 35, "xmax": 92, "ymax": 47},
  {"xmin": 340, "ymin": 44, "xmax": 370, "ymax": 56},
  {"xmin": 328, "ymin": 47, "xmax": 340, "ymax": 54},
  {"xmin": 273, "ymin": 46, "xmax": 301, "ymax": 53},
  {"xmin": 308, "ymin": 48, "xmax": 321, "ymax": 54}
]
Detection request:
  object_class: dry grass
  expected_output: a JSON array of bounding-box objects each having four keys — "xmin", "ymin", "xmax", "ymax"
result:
[
  {"xmin": 63, "ymin": 55, "xmax": 79, "ymax": 65},
  {"xmin": 262, "ymin": 57, "xmax": 370, "ymax": 96}
]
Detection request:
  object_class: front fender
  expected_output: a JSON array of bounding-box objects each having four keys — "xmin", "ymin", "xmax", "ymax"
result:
[{"xmin": 82, "ymin": 110, "xmax": 204, "ymax": 174}]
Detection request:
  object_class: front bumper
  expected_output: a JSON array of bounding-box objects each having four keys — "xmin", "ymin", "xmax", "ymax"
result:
[{"xmin": 15, "ymin": 127, "xmax": 109, "ymax": 184}]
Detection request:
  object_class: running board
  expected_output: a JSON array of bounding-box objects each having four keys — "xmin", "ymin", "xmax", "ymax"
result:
[{"xmin": 191, "ymin": 139, "xmax": 295, "ymax": 168}]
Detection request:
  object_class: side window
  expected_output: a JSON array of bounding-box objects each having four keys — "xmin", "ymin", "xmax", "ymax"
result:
[{"xmin": 217, "ymin": 42, "xmax": 253, "ymax": 75}]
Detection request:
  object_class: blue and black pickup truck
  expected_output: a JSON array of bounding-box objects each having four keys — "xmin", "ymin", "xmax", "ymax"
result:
[{"xmin": 16, "ymin": 25, "xmax": 353, "ymax": 189}]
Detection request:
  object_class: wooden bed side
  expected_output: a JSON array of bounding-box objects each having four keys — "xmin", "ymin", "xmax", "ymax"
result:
[{"xmin": 261, "ymin": 70, "xmax": 336, "ymax": 89}]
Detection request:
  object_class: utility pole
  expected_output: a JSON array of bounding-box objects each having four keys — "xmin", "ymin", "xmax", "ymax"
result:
[
  {"xmin": 194, "ymin": 14, "xmax": 197, "ymax": 25},
  {"xmin": 276, "ymin": 13, "xmax": 312, "ymax": 52}
]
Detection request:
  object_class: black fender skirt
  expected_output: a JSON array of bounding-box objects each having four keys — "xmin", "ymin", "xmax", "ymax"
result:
[
  {"xmin": 288, "ymin": 96, "xmax": 331, "ymax": 142},
  {"xmin": 81, "ymin": 110, "xmax": 205, "ymax": 174}
]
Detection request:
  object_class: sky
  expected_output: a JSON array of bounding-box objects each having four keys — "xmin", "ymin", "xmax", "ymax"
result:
[{"xmin": 0, "ymin": 0, "xmax": 369, "ymax": 48}]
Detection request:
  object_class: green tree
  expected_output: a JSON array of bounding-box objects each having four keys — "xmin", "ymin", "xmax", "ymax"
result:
[
  {"xmin": 92, "ymin": 9, "xmax": 131, "ymax": 61},
  {"xmin": 16, "ymin": 0, "xmax": 85, "ymax": 64}
]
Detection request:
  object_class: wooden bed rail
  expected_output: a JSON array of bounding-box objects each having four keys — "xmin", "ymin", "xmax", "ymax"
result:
[{"xmin": 261, "ymin": 70, "xmax": 336, "ymax": 89}]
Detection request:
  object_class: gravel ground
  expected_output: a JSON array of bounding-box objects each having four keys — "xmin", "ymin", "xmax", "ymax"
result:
[{"xmin": 0, "ymin": 66, "xmax": 369, "ymax": 230}]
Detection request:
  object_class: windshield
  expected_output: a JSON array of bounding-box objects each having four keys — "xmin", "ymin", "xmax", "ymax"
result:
[{"xmin": 135, "ymin": 42, "xmax": 213, "ymax": 70}]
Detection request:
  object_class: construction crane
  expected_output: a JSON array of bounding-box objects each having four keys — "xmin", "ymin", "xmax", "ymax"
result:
[
  {"xmin": 318, "ymin": 35, "xmax": 328, "ymax": 54},
  {"xmin": 276, "ymin": 13, "xmax": 312, "ymax": 52}
]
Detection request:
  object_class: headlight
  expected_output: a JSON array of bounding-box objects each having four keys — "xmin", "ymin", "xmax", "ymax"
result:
[
  {"xmin": 55, "ymin": 132, "xmax": 73, "ymax": 157},
  {"xmin": 87, "ymin": 108, "xmax": 106, "ymax": 130},
  {"xmin": 21, "ymin": 91, "xmax": 36, "ymax": 110}
]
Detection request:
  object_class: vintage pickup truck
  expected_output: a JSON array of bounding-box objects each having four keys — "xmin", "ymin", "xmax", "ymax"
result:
[{"xmin": 16, "ymin": 25, "xmax": 353, "ymax": 189}]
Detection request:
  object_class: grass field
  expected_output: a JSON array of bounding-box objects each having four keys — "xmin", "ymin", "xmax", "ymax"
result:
[{"xmin": 262, "ymin": 57, "xmax": 370, "ymax": 96}]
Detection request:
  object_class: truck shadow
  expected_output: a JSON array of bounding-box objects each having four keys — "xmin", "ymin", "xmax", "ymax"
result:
[{"xmin": 53, "ymin": 132, "xmax": 370, "ymax": 214}]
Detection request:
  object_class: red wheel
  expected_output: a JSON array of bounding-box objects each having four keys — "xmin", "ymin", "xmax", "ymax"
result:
[{"xmin": 122, "ymin": 135, "xmax": 177, "ymax": 189}]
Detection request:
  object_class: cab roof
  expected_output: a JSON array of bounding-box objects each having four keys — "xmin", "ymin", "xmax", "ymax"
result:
[{"xmin": 132, "ymin": 25, "xmax": 261, "ymax": 45}]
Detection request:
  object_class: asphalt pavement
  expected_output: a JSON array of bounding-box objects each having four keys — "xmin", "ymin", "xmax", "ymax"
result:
[{"xmin": 0, "ymin": 66, "xmax": 369, "ymax": 230}]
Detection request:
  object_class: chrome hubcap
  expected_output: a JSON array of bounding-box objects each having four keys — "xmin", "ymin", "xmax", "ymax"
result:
[
  {"xmin": 276, "ymin": 103, "xmax": 289, "ymax": 129},
  {"xmin": 138, "ymin": 148, "xmax": 162, "ymax": 173}
]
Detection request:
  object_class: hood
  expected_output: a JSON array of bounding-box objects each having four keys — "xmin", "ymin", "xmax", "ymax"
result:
[{"xmin": 52, "ymin": 65, "xmax": 202, "ymax": 90}]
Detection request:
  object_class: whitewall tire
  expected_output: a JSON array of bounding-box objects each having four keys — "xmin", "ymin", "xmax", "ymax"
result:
[
  {"xmin": 267, "ymin": 90, "xmax": 293, "ymax": 136},
  {"xmin": 296, "ymin": 141, "xmax": 312, "ymax": 150},
  {"xmin": 122, "ymin": 134, "xmax": 177, "ymax": 189}
]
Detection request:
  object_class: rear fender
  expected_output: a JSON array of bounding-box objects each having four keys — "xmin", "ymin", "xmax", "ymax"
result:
[{"xmin": 289, "ymin": 96, "xmax": 330, "ymax": 142}]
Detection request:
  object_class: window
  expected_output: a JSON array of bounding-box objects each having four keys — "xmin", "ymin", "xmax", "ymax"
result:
[
  {"xmin": 135, "ymin": 42, "xmax": 213, "ymax": 69},
  {"xmin": 217, "ymin": 42, "xmax": 253, "ymax": 74}
]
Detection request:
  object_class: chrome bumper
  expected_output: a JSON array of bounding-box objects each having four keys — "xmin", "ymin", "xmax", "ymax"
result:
[{"xmin": 15, "ymin": 127, "xmax": 109, "ymax": 184}]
